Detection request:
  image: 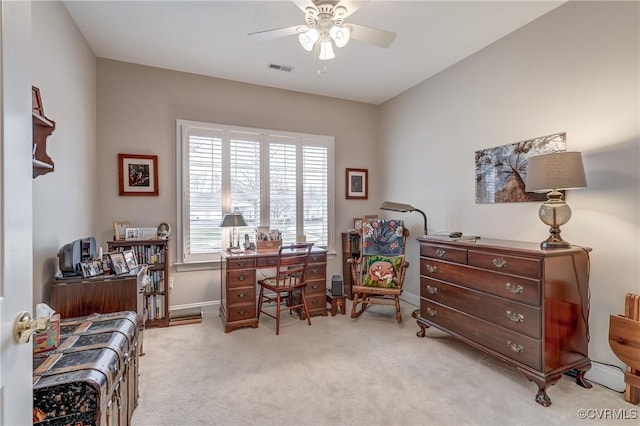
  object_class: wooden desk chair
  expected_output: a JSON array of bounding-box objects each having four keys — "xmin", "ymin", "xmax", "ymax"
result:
[
  {"xmin": 257, "ymin": 243, "xmax": 313, "ymax": 335},
  {"xmin": 348, "ymin": 219, "xmax": 409, "ymax": 323}
]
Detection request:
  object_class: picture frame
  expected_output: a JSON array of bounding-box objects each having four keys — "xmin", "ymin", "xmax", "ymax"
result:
[
  {"xmin": 80, "ymin": 260, "xmax": 103, "ymax": 278},
  {"xmin": 353, "ymin": 218, "xmax": 363, "ymax": 230},
  {"xmin": 346, "ymin": 168, "xmax": 368, "ymax": 200},
  {"xmin": 118, "ymin": 153, "xmax": 159, "ymax": 196},
  {"xmin": 364, "ymin": 215, "xmax": 379, "ymax": 225},
  {"xmin": 125, "ymin": 227, "xmax": 140, "ymax": 241},
  {"xmin": 113, "ymin": 221, "xmax": 130, "ymax": 241},
  {"xmin": 109, "ymin": 252, "xmax": 130, "ymax": 275},
  {"xmin": 122, "ymin": 249, "xmax": 138, "ymax": 270}
]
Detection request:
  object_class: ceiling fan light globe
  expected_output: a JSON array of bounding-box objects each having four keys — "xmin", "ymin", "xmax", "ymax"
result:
[
  {"xmin": 330, "ymin": 25, "xmax": 350, "ymax": 48},
  {"xmin": 319, "ymin": 40, "xmax": 335, "ymax": 60},
  {"xmin": 299, "ymin": 28, "xmax": 319, "ymax": 51}
]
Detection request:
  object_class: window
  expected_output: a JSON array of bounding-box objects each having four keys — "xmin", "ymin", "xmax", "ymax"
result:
[{"xmin": 176, "ymin": 120, "xmax": 335, "ymax": 264}]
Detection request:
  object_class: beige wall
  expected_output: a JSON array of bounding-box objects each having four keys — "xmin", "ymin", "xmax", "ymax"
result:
[
  {"xmin": 95, "ymin": 59, "xmax": 380, "ymax": 308},
  {"xmin": 32, "ymin": 1, "xmax": 97, "ymax": 306},
  {"xmin": 379, "ymin": 0, "xmax": 639, "ymax": 388}
]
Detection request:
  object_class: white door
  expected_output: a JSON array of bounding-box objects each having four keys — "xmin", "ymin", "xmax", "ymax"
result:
[{"xmin": 0, "ymin": 1, "xmax": 34, "ymax": 424}]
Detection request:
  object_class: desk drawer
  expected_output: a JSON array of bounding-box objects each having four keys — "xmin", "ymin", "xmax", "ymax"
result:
[
  {"xmin": 468, "ymin": 250, "xmax": 541, "ymax": 279},
  {"xmin": 227, "ymin": 270, "xmax": 256, "ymax": 288},
  {"xmin": 306, "ymin": 264, "xmax": 326, "ymax": 281},
  {"xmin": 228, "ymin": 287, "xmax": 256, "ymax": 306},
  {"xmin": 420, "ymin": 277, "xmax": 541, "ymax": 339},
  {"xmin": 256, "ymin": 256, "xmax": 278, "ymax": 267},
  {"xmin": 306, "ymin": 279, "xmax": 325, "ymax": 295},
  {"xmin": 309, "ymin": 253, "xmax": 327, "ymax": 264},
  {"xmin": 227, "ymin": 258, "xmax": 256, "ymax": 270},
  {"xmin": 228, "ymin": 303, "xmax": 256, "ymax": 322},
  {"xmin": 421, "ymin": 300, "xmax": 541, "ymax": 370}
]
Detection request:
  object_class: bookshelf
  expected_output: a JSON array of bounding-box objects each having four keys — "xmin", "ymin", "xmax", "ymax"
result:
[
  {"xmin": 341, "ymin": 231, "xmax": 361, "ymax": 299},
  {"xmin": 108, "ymin": 239, "xmax": 170, "ymax": 327}
]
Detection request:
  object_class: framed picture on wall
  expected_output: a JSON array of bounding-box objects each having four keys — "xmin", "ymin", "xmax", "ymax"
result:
[
  {"xmin": 346, "ymin": 168, "xmax": 368, "ymax": 200},
  {"xmin": 118, "ymin": 153, "xmax": 159, "ymax": 196}
]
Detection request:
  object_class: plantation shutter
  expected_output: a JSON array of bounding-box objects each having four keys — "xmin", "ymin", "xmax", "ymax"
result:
[
  {"xmin": 303, "ymin": 143, "xmax": 328, "ymax": 246},
  {"xmin": 268, "ymin": 135, "xmax": 298, "ymax": 244}
]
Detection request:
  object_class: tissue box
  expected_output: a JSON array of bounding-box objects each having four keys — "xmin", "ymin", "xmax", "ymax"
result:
[{"xmin": 33, "ymin": 314, "xmax": 60, "ymax": 353}]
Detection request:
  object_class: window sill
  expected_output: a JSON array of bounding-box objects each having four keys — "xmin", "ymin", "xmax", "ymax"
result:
[{"xmin": 175, "ymin": 260, "xmax": 221, "ymax": 272}]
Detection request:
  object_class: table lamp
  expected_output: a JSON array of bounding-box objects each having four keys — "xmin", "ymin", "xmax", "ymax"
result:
[
  {"xmin": 525, "ymin": 151, "xmax": 587, "ymax": 249},
  {"xmin": 380, "ymin": 201, "xmax": 428, "ymax": 236},
  {"xmin": 220, "ymin": 212, "xmax": 248, "ymax": 250}
]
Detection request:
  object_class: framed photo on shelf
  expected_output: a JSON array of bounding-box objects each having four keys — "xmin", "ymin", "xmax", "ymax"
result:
[
  {"xmin": 113, "ymin": 221, "xmax": 130, "ymax": 241},
  {"xmin": 345, "ymin": 168, "xmax": 368, "ymax": 200},
  {"xmin": 353, "ymin": 218, "xmax": 363, "ymax": 231},
  {"xmin": 122, "ymin": 249, "xmax": 138, "ymax": 270},
  {"xmin": 364, "ymin": 214, "xmax": 379, "ymax": 224},
  {"xmin": 125, "ymin": 227, "xmax": 140, "ymax": 240},
  {"xmin": 109, "ymin": 252, "xmax": 130, "ymax": 275},
  {"xmin": 118, "ymin": 153, "xmax": 159, "ymax": 196}
]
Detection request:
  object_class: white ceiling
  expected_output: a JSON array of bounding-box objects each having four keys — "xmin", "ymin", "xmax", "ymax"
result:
[{"xmin": 63, "ymin": 0, "xmax": 566, "ymax": 105}]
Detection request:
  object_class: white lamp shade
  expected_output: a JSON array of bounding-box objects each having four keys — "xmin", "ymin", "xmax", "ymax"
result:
[
  {"xmin": 525, "ymin": 151, "xmax": 587, "ymax": 192},
  {"xmin": 319, "ymin": 40, "xmax": 335, "ymax": 60},
  {"xmin": 299, "ymin": 28, "xmax": 319, "ymax": 51},
  {"xmin": 330, "ymin": 25, "xmax": 350, "ymax": 48}
]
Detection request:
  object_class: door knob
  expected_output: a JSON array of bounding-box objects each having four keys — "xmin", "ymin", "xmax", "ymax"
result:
[{"xmin": 14, "ymin": 311, "xmax": 49, "ymax": 344}]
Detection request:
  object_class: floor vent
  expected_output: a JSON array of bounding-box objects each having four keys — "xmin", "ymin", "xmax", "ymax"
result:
[{"xmin": 268, "ymin": 63, "xmax": 295, "ymax": 73}]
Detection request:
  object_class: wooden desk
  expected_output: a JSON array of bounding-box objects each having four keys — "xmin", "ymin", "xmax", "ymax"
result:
[{"xmin": 220, "ymin": 247, "xmax": 327, "ymax": 333}]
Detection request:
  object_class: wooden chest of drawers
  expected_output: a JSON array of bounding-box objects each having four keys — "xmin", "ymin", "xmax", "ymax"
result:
[{"xmin": 417, "ymin": 237, "xmax": 592, "ymax": 406}]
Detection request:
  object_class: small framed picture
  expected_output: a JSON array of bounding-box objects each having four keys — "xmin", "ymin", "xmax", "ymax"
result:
[
  {"xmin": 125, "ymin": 227, "xmax": 140, "ymax": 241},
  {"xmin": 364, "ymin": 215, "xmax": 379, "ymax": 224},
  {"xmin": 353, "ymin": 218, "xmax": 363, "ymax": 230},
  {"xmin": 118, "ymin": 153, "xmax": 159, "ymax": 196},
  {"xmin": 123, "ymin": 249, "xmax": 138, "ymax": 270},
  {"xmin": 346, "ymin": 168, "xmax": 368, "ymax": 200},
  {"xmin": 113, "ymin": 221, "xmax": 130, "ymax": 241},
  {"xmin": 109, "ymin": 252, "xmax": 130, "ymax": 275}
]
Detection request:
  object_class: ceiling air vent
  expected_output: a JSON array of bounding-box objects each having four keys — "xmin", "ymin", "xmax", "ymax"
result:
[{"xmin": 268, "ymin": 63, "xmax": 295, "ymax": 73}]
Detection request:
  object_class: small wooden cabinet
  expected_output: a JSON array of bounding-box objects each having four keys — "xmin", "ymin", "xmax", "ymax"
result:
[
  {"xmin": 341, "ymin": 231, "xmax": 360, "ymax": 299},
  {"xmin": 49, "ymin": 266, "xmax": 147, "ymax": 333},
  {"xmin": 108, "ymin": 239, "xmax": 170, "ymax": 327},
  {"xmin": 416, "ymin": 237, "xmax": 592, "ymax": 406}
]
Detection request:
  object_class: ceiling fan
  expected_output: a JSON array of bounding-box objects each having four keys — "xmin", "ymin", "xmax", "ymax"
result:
[{"xmin": 248, "ymin": 0, "xmax": 397, "ymax": 61}]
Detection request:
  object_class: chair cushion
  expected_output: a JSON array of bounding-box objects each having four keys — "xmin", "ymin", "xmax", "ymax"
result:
[
  {"xmin": 362, "ymin": 255, "xmax": 404, "ymax": 288},
  {"xmin": 362, "ymin": 219, "xmax": 404, "ymax": 256},
  {"xmin": 261, "ymin": 276, "xmax": 301, "ymax": 289}
]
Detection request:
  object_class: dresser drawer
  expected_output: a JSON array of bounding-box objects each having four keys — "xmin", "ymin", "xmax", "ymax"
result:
[
  {"xmin": 227, "ymin": 258, "xmax": 256, "ymax": 270},
  {"xmin": 420, "ymin": 259, "xmax": 540, "ymax": 306},
  {"xmin": 420, "ymin": 277, "xmax": 541, "ymax": 339},
  {"xmin": 305, "ymin": 293, "xmax": 327, "ymax": 312},
  {"xmin": 228, "ymin": 287, "xmax": 256, "ymax": 306},
  {"xmin": 227, "ymin": 269, "xmax": 256, "ymax": 288},
  {"xmin": 468, "ymin": 250, "xmax": 541, "ymax": 279},
  {"xmin": 306, "ymin": 279, "xmax": 325, "ymax": 295},
  {"xmin": 256, "ymin": 256, "xmax": 278, "ymax": 267},
  {"xmin": 306, "ymin": 264, "xmax": 326, "ymax": 281},
  {"xmin": 420, "ymin": 243, "xmax": 467, "ymax": 264},
  {"xmin": 228, "ymin": 303, "xmax": 256, "ymax": 322},
  {"xmin": 309, "ymin": 253, "xmax": 327, "ymax": 264},
  {"xmin": 421, "ymin": 300, "xmax": 542, "ymax": 370}
]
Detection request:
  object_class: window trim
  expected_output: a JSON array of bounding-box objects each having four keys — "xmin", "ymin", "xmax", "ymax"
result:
[{"xmin": 175, "ymin": 119, "xmax": 335, "ymax": 267}]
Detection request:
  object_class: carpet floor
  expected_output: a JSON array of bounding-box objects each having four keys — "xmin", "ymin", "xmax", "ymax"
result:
[{"xmin": 131, "ymin": 301, "xmax": 634, "ymax": 426}]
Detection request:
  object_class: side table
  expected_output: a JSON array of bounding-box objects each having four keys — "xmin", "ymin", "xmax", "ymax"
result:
[{"xmin": 326, "ymin": 292, "xmax": 346, "ymax": 316}]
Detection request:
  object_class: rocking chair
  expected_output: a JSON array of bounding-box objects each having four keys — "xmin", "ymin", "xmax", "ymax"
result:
[{"xmin": 348, "ymin": 219, "xmax": 410, "ymax": 323}]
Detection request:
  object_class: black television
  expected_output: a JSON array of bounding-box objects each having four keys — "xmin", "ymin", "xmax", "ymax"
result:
[{"xmin": 57, "ymin": 237, "xmax": 96, "ymax": 277}]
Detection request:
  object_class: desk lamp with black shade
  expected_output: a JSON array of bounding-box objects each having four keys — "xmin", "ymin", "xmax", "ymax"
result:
[
  {"xmin": 525, "ymin": 151, "xmax": 587, "ymax": 249},
  {"xmin": 220, "ymin": 212, "xmax": 248, "ymax": 251}
]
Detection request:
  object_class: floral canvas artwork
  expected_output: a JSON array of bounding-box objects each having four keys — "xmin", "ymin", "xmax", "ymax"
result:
[{"xmin": 475, "ymin": 132, "xmax": 567, "ymax": 203}]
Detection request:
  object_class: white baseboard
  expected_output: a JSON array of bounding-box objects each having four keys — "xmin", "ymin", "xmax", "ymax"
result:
[
  {"xmin": 401, "ymin": 291, "xmax": 625, "ymax": 392},
  {"xmin": 170, "ymin": 301, "xmax": 219, "ymax": 314}
]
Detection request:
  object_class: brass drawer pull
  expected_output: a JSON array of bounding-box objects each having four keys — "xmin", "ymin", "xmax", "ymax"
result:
[
  {"xmin": 492, "ymin": 258, "xmax": 507, "ymax": 268},
  {"xmin": 507, "ymin": 340, "xmax": 524, "ymax": 353},
  {"xmin": 506, "ymin": 310, "xmax": 524, "ymax": 322},
  {"xmin": 238, "ymin": 292, "xmax": 246, "ymax": 299},
  {"xmin": 311, "ymin": 267, "xmax": 319, "ymax": 274},
  {"xmin": 426, "ymin": 265, "xmax": 437, "ymax": 273},
  {"xmin": 436, "ymin": 248, "xmax": 446, "ymax": 258},
  {"xmin": 237, "ymin": 261, "xmax": 247, "ymax": 267},
  {"xmin": 311, "ymin": 299, "xmax": 318, "ymax": 305},
  {"xmin": 505, "ymin": 283, "xmax": 523, "ymax": 294},
  {"xmin": 238, "ymin": 275, "xmax": 246, "ymax": 282},
  {"xmin": 426, "ymin": 285, "xmax": 438, "ymax": 295},
  {"xmin": 311, "ymin": 283, "xmax": 319, "ymax": 289},
  {"xmin": 238, "ymin": 309, "xmax": 246, "ymax": 315},
  {"xmin": 426, "ymin": 308, "xmax": 438, "ymax": 317}
]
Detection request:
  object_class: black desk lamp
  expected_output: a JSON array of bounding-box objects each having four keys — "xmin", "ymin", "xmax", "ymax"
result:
[
  {"xmin": 380, "ymin": 201, "xmax": 428, "ymax": 236},
  {"xmin": 220, "ymin": 212, "xmax": 248, "ymax": 250}
]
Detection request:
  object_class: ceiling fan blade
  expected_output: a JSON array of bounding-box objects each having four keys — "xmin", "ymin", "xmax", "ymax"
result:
[
  {"xmin": 336, "ymin": 1, "xmax": 366, "ymax": 18},
  {"xmin": 292, "ymin": 0, "xmax": 315, "ymax": 13},
  {"xmin": 348, "ymin": 23, "xmax": 396, "ymax": 48},
  {"xmin": 248, "ymin": 25, "xmax": 305, "ymax": 42}
]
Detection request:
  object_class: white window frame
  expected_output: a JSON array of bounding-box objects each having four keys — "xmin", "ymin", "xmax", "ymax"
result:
[{"xmin": 176, "ymin": 119, "xmax": 335, "ymax": 267}]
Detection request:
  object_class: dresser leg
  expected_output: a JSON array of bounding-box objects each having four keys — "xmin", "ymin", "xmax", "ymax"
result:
[
  {"xmin": 574, "ymin": 364, "xmax": 593, "ymax": 389},
  {"xmin": 519, "ymin": 369, "xmax": 561, "ymax": 407},
  {"xmin": 416, "ymin": 319, "xmax": 430, "ymax": 338}
]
